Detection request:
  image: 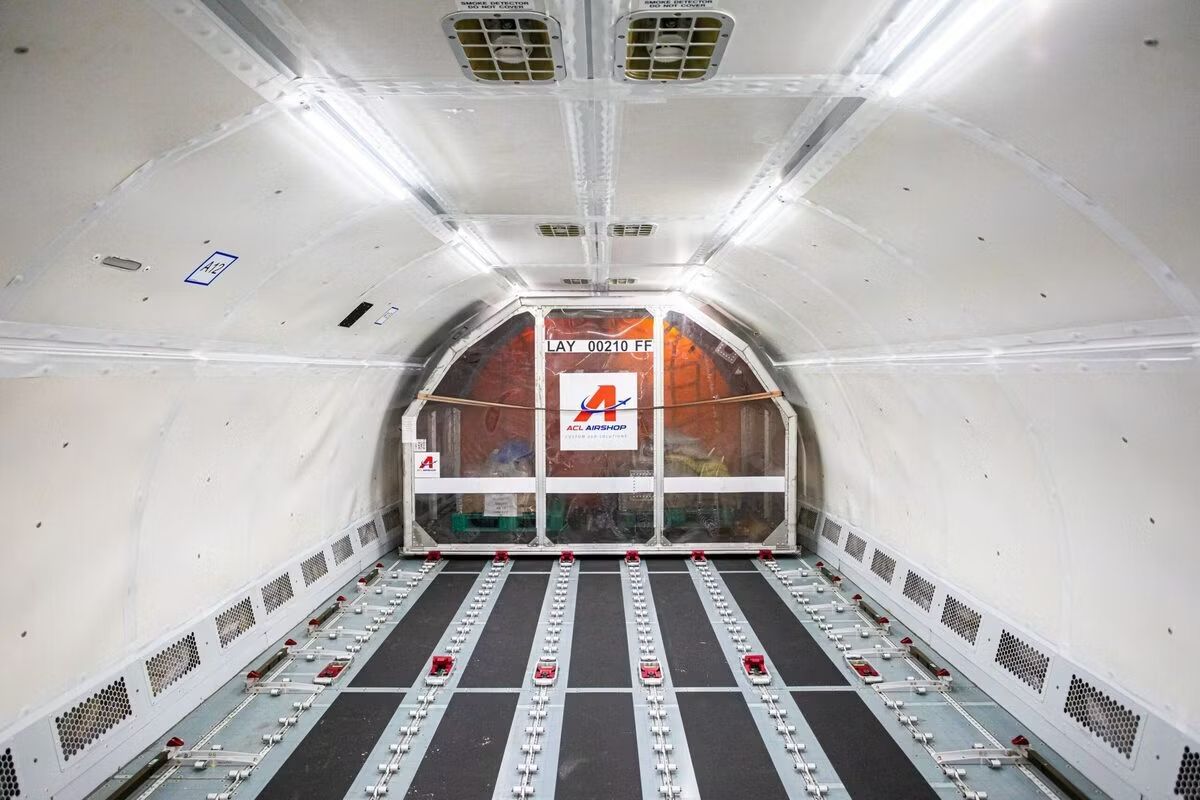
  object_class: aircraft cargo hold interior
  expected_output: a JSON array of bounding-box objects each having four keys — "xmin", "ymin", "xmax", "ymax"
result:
[{"xmin": 0, "ymin": 1, "xmax": 1197, "ymax": 799}]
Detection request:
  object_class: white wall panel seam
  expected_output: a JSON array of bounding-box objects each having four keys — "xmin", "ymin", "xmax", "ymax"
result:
[{"xmin": 919, "ymin": 103, "xmax": 1200, "ymax": 319}]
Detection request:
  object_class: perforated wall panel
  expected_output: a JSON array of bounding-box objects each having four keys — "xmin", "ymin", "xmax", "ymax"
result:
[
  {"xmin": 332, "ymin": 534, "xmax": 354, "ymax": 565},
  {"xmin": 144, "ymin": 633, "xmax": 201, "ymax": 696},
  {"xmin": 383, "ymin": 508, "xmax": 402, "ymax": 532},
  {"xmin": 1176, "ymin": 747, "xmax": 1200, "ymax": 798},
  {"xmin": 844, "ymin": 532, "xmax": 866, "ymax": 561},
  {"xmin": 820, "ymin": 518, "xmax": 842, "ymax": 545},
  {"xmin": 870, "ymin": 549, "xmax": 897, "ymax": 583},
  {"xmin": 902, "ymin": 569, "xmax": 935, "ymax": 611},
  {"xmin": 301, "ymin": 551, "xmax": 329, "ymax": 586},
  {"xmin": 261, "ymin": 572, "xmax": 294, "ymax": 614},
  {"xmin": 994, "ymin": 629, "xmax": 1050, "ymax": 693},
  {"xmin": 54, "ymin": 679, "xmax": 132, "ymax": 762},
  {"xmin": 1064, "ymin": 675, "xmax": 1141, "ymax": 758},
  {"xmin": 0, "ymin": 748, "xmax": 19, "ymax": 800},
  {"xmin": 357, "ymin": 520, "xmax": 380, "ymax": 547},
  {"xmin": 215, "ymin": 597, "xmax": 255, "ymax": 648},
  {"xmin": 940, "ymin": 594, "xmax": 982, "ymax": 645}
]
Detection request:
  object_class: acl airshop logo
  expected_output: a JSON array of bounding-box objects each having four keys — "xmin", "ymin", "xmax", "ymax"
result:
[
  {"xmin": 414, "ymin": 452, "xmax": 440, "ymax": 478},
  {"xmin": 560, "ymin": 373, "xmax": 637, "ymax": 451}
]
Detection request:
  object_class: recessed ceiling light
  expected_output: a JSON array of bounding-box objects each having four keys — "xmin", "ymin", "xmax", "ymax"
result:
[
  {"xmin": 443, "ymin": 11, "xmax": 567, "ymax": 84},
  {"xmin": 614, "ymin": 11, "xmax": 734, "ymax": 82},
  {"xmin": 537, "ymin": 223, "xmax": 584, "ymax": 238},
  {"xmin": 608, "ymin": 223, "xmax": 657, "ymax": 238}
]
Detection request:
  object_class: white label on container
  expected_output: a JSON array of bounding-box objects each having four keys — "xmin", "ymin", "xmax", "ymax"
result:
[
  {"xmin": 546, "ymin": 338, "xmax": 654, "ymax": 354},
  {"xmin": 401, "ymin": 417, "xmax": 418, "ymax": 443},
  {"xmin": 559, "ymin": 372, "xmax": 638, "ymax": 451},
  {"xmin": 484, "ymin": 494, "xmax": 518, "ymax": 517},
  {"xmin": 414, "ymin": 438, "xmax": 427, "ymax": 452},
  {"xmin": 415, "ymin": 452, "xmax": 441, "ymax": 478}
]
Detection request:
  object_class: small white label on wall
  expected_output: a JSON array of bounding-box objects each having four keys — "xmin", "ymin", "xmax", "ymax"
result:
[
  {"xmin": 560, "ymin": 372, "xmax": 638, "ymax": 451},
  {"xmin": 457, "ymin": 0, "xmax": 533, "ymax": 10},
  {"xmin": 415, "ymin": 452, "xmax": 441, "ymax": 478},
  {"xmin": 546, "ymin": 339, "xmax": 654, "ymax": 354},
  {"xmin": 375, "ymin": 306, "xmax": 399, "ymax": 325}
]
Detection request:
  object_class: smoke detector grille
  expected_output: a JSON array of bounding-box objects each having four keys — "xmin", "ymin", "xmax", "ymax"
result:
[
  {"xmin": 301, "ymin": 551, "xmax": 329, "ymax": 586},
  {"xmin": 901, "ymin": 570, "xmax": 935, "ymax": 611},
  {"xmin": 561, "ymin": 278, "xmax": 591, "ymax": 286},
  {"xmin": 870, "ymin": 550, "xmax": 897, "ymax": 583},
  {"xmin": 332, "ymin": 534, "xmax": 355, "ymax": 565},
  {"xmin": 0, "ymin": 748, "xmax": 19, "ymax": 800},
  {"xmin": 145, "ymin": 633, "xmax": 201, "ymax": 696},
  {"xmin": 608, "ymin": 277, "xmax": 637, "ymax": 285},
  {"xmin": 940, "ymin": 595, "xmax": 982, "ymax": 645},
  {"xmin": 799, "ymin": 506, "xmax": 819, "ymax": 532},
  {"xmin": 608, "ymin": 223, "xmax": 656, "ymax": 237},
  {"xmin": 358, "ymin": 520, "xmax": 380, "ymax": 547},
  {"xmin": 537, "ymin": 223, "xmax": 584, "ymax": 238},
  {"xmin": 444, "ymin": 12, "xmax": 566, "ymax": 84},
  {"xmin": 1176, "ymin": 747, "xmax": 1200, "ymax": 798},
  {"xmin": 216, "ymin": 597, "xmax": 256, "ymax": 648},
  {"xmin": 55, "ymin": 679, "xmax": 132, "ymax": 761},
  {"xmin": 261, "ymin": 572, "xmax": 294, "ymax": 614},
  {"xmin": 615, "ymin": 11, "xmax": 734, "ymax": 83},
  {"xmin": 1064, "ymin": 676, "xmax": 1140, "ymax": 758},
  {"xmin": 995, "ymin": 629, "xmax": 1050, "ymax": 692},
  {"xmin": 383, "ymin": 508, "xmax": 402, "ymax": 532},
  {"xmin": 820, "ymin": 518, "xmax": 842, "ymax": 545},
  {"xmin": 844, "ymin": 532, "xmax": 866, "ymax": 562}
]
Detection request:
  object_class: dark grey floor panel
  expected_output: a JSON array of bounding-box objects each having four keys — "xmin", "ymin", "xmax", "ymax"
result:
[
  {"xmin": 578, "ymin": 557, "xmax": 621, "ymax": 572},
  {"xmin": 257, "ymin": 691, "xmax": 404, "ymax": 800},
  {"xmin": 459, "ymin": 573, "xmax": 550, "ymax": 688},
  {"xmin": 645, "ymin": 557, "xmax": 690, "ymax": 572},
  {"xmin": 555, "ymin": 693, "xmax": 641, "ymax": 800},
  {"xmin": 568, "ymin": 575, "xmax": 630, "ymax": 687},
  {"xmin": 721, "ymin": 572, "xmax": 849, "ymax": 686},
  {"xmin": 404, "ymin": 693, "xmax": 518, "ymax": 800},
  {"xmin": 676, "ymin": 692, "xmax": 789, "ymax": 800},
  {"xmin": 793, "ymin": 691, "xmax": 938, "ymax": 799},
  {"xmin": 510, "ymin": 558, "xmax": 554, "ymax": 572},
  {"xmin": 441, "ymin": 557, "xmax": 490, "ymax": 571},
  {"xmin": 650, "ymin": 573, "xmax": 735, "ymax": 687},
  {"xmin": 351, "ymin": 573, "xmax": 476, "ymax": 688},
  {"xmin": 712, "ymin": 556, "xmax": 758, "ymax": 571}
]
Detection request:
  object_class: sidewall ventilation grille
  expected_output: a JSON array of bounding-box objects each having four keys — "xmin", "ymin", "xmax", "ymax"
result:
[
  {"xmin": 215, "ymin": 598, "xmax": 256, "ymax": 649},
  {"xmin": 54, "ymin": 679, "xmax": 132, "ymax": 762},
  {"xmin": 144, "ymin": 633, "xmax": 201, "ymax": 697},
  {"xmin": 994, "ymin": 629, "xmax": 1050, "ymax": 693},
  {"xmin": 301, "ymin": 551, "xmax": 329, "ymax": 586}
]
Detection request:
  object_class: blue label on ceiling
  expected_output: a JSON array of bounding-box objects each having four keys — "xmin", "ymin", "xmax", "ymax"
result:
[{"xmin": 184, "ymin": 251, "xmax": 238, "ymax": 286}]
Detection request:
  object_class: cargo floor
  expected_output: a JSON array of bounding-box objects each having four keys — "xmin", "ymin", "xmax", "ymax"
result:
[{"xmin": 89, "ymin": 554, "xmax": 1105, "ymax": 800}]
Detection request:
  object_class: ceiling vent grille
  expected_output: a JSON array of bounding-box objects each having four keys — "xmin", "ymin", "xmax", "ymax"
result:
[
  {"xmin": 1063, "ymin": 676, "xmax": 1140, "ymax": 758},
  {"xmin": 820, "ymin": 518, "xmax": 842, "ymax": 545},
  {"xmin": 844, "ymin": 532, "xmax": 866, "ymax": 562},
  {"xmin": 940, "ymin": 595, "xmax": 982, "ymax": 645},
  {"xmin": 358, "ymin": 520, "xmax": 380, "ymax": 547},
  {"xmin": 901, "ymin": 570, "xmax": 935, "ymax": 611},
  {"xmin": 615, "ymin": 10, "xmax": 734, "ymax": 83},
  {"xmin": 215, "ymin": 597, "xmax": 256, "ymax": 649},
  {"xmin": 608, "ymin": 277, "xmax": 637, "ymax": 285},
  {"xmin": 55, "ymin": 679, "xmax": 132, "ymax": 762},
  {"xmin": 332, "ymin": 534, "xmax": 355, "ymax": 565},
  {"xmin": 1175, "ymin": 747, "xmax": 1200, "ymax": 798},
  {"xmin": 443, "ymin": 11, "xmax": 565, "ymax": 83},
  {"xmin": 608, "ymin": 223, "xmax": 656, "ymax": 237},
  {"xmin": 261, "ymin": 572, "xmax": 294, "ymax": 614},
  {"xmin": 870, "ymin": 550, "xmax": 897, "ymax": 583},
  {"xmin": 995, "ymin": 630, "xmax": 1050, "ymax": 692},
  {"xmin": 383, "ymin": 508, "xmax": 402, "ymax": 532},
  {"xmin": 799, "ymin": 506, "xmax": 819, "ymax": 532},
  {"xmin": 145, "ymin": 633, "xmax": 201, "ymax": 697},
  {"xmin": 301, "ymin": 552, "xmax": 329, "ymax": 586},
  {"xmin": 0, "ymin": 748, "xmax": 19, "ymax": 800},
  {"xmin": 537, "ymin": 223, "xmax": 584, "ymax": 238},
  {"xmin": 561, "ymin": 278, "xmax": 591, "ymax": 286}
]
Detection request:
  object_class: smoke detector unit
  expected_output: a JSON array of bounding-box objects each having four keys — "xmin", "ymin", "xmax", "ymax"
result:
[
  {"xmin": 443, "ymin": 11, "xmax": 566, "ymax": 83},
  {"xmin": 537, "ymin": 223, "xmax": 584, "ymax": 238},
  {"xmin": 608, "ymin": 223, "xmax": 657, "ymax": 237},
  {"xmin": 614, "ymin": 9, "xmax": 734, "ymax": 82},
  {"xmin": 608, "ymin": 277, "xmax": 637, "ymax": 285},
  {"xmin": 561, "ymin": 278, "xmax": 591, "ymax": 286}
]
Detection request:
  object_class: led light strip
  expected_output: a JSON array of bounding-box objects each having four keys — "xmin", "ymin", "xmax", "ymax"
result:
[
  {"xmin": 761, "ymin": 557, "xmax": 1059, "ymax": 799},
  {"xmin": 366, "ymin": 558, "xmax": 505, "ymax": 797}
]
